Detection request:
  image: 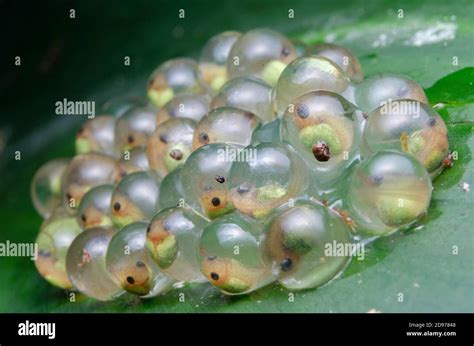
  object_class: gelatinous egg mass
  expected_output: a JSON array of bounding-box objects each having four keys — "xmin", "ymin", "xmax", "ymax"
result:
[
  {"xmin": 106, "ymin": 222, "xmax": 174, "ymax": 297},
  {"xmin": 210, "ymin": 76, "xmax": 275, "ymax": 122},
  {"xmin": 229, "ymin": 142, "xmax": 310, "ymax": 219},
  {"xmin": 157, "ymin": 94, "xmax": 210, "ymax": 124},
  {"xmin": 198, "ymin": 212, "xmax": 275, "ymax": 295},
  {"xmin": 148, "ymin": 58, "xmax": 207, "ymax": 107},
  {"xmin": 147, "ymin": 206, "xmax": 209, "ymax": 282},
  {"xmin": 355, "ymin": 73, "xmax": 428, "ymax": 113},
  {"xmin": 199, "ymin": 31, "xmax": 241, "ymax": 90},
  {"xmin": 77, "ymin": 184, "xmax": 114, "ymax": 229},
  {"xmin": 35, "ymin": 207, "xmax": 83, "ymax": 289},
  {"xmin": 227, "ymin": 28, "xmax": 296, "ymax": 85},
  {"xmin": 262, "ymin": 200, "xmax": 352, "ymax": 290},
  {"xmin": 147, "ymin": 118, "xmax": 196, "ymax": 176},
  {"xmin": 114, "ymin": 104, "xmax": 157, "ymax": 153},
  {"xmin": 110, "ymin": 171, "xmax": 161, "ymax": 229},
  {"xmin": 275, "ymin": 56, "xmax": 350, "ymax": 114},
  {"xmin": 75, "ymin": 116, "xmax": 117, "ymax": 157},
  {"xmin": 66, "ymin": 226, "xmax": 124, "ymax": 301},
  {"xmin": 346, "ymin": 150, "xmax": 432, "ymax": 236},
  {"xmin": 31, "ymin": 158, "xmax": 69, "ymax": 219},
  {"xmin": 181, "ymin": 143, "xmax": 237, "ymax": 218},
  {"xmin": 192, "ymin": 107, "xmax": 261, "ymax": 150},
  {"xmin": 61, "ymin": 154, "xmax": 120, "ymax": 214},
  {"xmin": 362, "ymin": 100, "xmax": 449, "ymax": 178},
  {"xmin": 306, "ymin": 43, "xmax": 363, "ymax": 82}
]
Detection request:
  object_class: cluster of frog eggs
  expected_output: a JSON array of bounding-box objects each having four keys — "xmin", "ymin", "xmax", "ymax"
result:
[{"xmin": 31, "ymin": 29, "xmax": 450, "ymax": 301}]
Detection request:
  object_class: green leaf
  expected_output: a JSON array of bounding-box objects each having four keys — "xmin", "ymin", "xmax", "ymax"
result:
[{"xmin": 0, "ymin": 0, "xmax": 473, "ymax": 312}]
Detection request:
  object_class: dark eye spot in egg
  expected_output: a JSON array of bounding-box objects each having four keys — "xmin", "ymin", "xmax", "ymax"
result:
[
  {"xmin": 210, "ymin": 272, "xmax": 219, "ymax": 281},
  {"xmin": 199, "ymin": 132, "xmax": 209, "ymax": 144},
  {"xmin": 113, "ymin": 202, "xmax": 121, "ymax": 211},
  {"xmin": 237, "ymin": 184, "xmax": 250, "ymax": 194},
  {"xmin": 159, "ymin": 133, "xmax": 169, "ymax": 143},
  {"xmin": 296, "ymin": 103, "xmax": 310, "ymax": 118},
  {"xmin": 81, "ymin": 214, "xmax": 87, "ymax": 222},
  {"xmin": 280, "ymin": 258, "xmax": 293, "ymax": 272},
  {"xmin": 136, "ymin": 261, "xmax": 145, "ymax": 268},
  {"xmin": 39, "ymin": 250, "xmax": 51, "ymax": 257},
  {"xmin": 215, "ymin": 175, "xmax": 225, "ymax": 183},
  {"xmin": 126, "ymin": 276, "xmax": 135, "ymax": 284},
  {"xmin": 281, "ymin": 48, "xmax": 290, "ymax": 57},
  {"xmin": 211, "ymin": 197, "xmax": 221, "ymax": 206},
  {"xmin": 207, "ymin": 256, "xmax": 217, "ymax": 261},
  {"xmin": 127, "ymin": 135, "xmax": 134, "ymax": 144},
  {"xmin": 312, "ymin": 141, "xmax": 331, "ymax": 162},
  {"xmin": 370, "ymin": 175, "xmax": 384, "ymax": 186},
  {"xmin": 66, "ymin": 193, "xmax": 72, "ymax": 201},
  {"xmin": 427, "ymin": 117, "xmax": 436, "ymax": 127},
  {"xmin": 169, "ymin": 149, "xmax": 183, "ymax": 161}
]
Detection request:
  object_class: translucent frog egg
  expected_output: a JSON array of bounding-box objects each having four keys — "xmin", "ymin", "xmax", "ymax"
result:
[
  {"xmin": 114, "ymin": 104, "xmax": 157, "ymax": 153},
  {"xmin": 192, "ymin": 107, "xmax": 261, "ymax": 150},
  {"xmin": 227, "ymin": 28, "xmax": 297, "ymax": 86},
  {"xmin": 306, "ymin": 43, "xmax": 363, "ymax": 82},
  {"xmin": 210, "ymin": 76, "xmax": 276, "ymax": 122},
  {"xmin": 75, "ymin": 115, "xmax": 117, "ymax": 157},
  {"xmin": 362, "ymin": 100, "xmax": 449, "ymax": 177},
  {"xmin": 181, "ymin": 143, "xmax": 237, "ymax": 219},
  {"xmin": 198, "ymin": 212, "xmax": 275, "ymax": 295},
  {"xmin": 275, "ymin": 56, "xmax": 350, "ymax": 114},
  {"xmin": 346, "ymin": 150, "xmax": 432, "ymax": 236},
  {"xmin": 61, "ymin": 154, "xmax": 120, "ymax": 214},
  {"xmin": 146, "ymin": 206, "xmax": 209, "ymax": 283},
  {"xmin": 157, "ymin": 94, "xmax": 210, "ymax": 124},
  {"xmin": 281, "ymin": 90, "xmax": 362, "ymax": 192},
  {"xmin": 35, "ymin": 207, "xmax": 83, "ymax": 289},
  {"xmin": 66, "ymin": 226, "xmax": 124, "ymax": 301},
  {"xmin": 147, "ymin": 118, "xmax": 196, "ymax": 176},
  {"xmin": 77, "ymin": 184, "xmax": 114, "ymax": 229},
  {"xmin": 262, "ymin": 199, "xmax": 352, "ymax": 290},
  {"xmin": 228, "ymin": 142, "xmax": 310, "ymax": 219},
  {"xmin": 118, "ymin": 146, "xmax": 150, "ymax": 177},
  {"xmin": 110, "ymin": 171, "xmax": 161, "ymax": 229},
  {"xmin": 355, "ymin": 73, "xmax": 428, "ymax": 113},
  {"xmin": 106, "ymin": 222, "xmax": 174, "ymax": 297},
  {"xmin": 101, "ymin": 95, "xmax": 147, "ymax": 118},
  {"xmin": 158, "ymin": 166, "xmax": 186, "ymax": 209},
  {"xmin": 199, "ymin": 31, "xmax": 242, "ymax": 90},
  {"xmin": 148, "ymin": 58, "xmax": 207, "ymax": 107},
  {"xmin": 31, "ymin": 158, "xmax": 69, "ymax": 218}
]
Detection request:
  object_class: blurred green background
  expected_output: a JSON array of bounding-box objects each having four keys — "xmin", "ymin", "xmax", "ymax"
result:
[{"xmin": 0, "ymin": 0, "xmax": 472, "ymax": 312}]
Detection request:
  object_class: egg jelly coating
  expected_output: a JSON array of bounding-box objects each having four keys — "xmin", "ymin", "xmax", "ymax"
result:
[
  {"xmin": 66, "ymin": 226, "xmax": 124, "ymax": 301},
  {"xmin": 345, "ymin": 150, "xmax": 432, "ymax": 236},
  {"xmin": 198, "ymin": 212, "xmax": 275, "ymax": 295}
]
